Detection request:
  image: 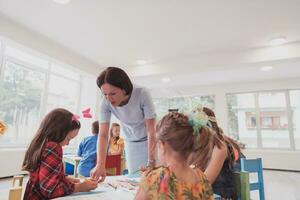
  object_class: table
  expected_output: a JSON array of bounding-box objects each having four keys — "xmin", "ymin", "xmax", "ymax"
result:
[
  {"xmin": 54, "ymin": 174, "xmax": 140, "ymax": 200},
  {"xmin": 63, "ymin": 155, "xmax": 82, "ymax": 178},
  {"xmin": 55, "ymin": 173, "xmax": 220, "ymax": 200}
]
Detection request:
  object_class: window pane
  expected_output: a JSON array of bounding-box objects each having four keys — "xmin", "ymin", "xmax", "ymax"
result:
[
  {"xmin": 191, "ymin": 95, "xmax": 215, "ymax": 110},
  {"xmin": 153, "ymin": 98, "xmax": 169, "ymax": 119},
  {"xmin": 0, "ymin": 61, "xmax": 45, "ymax": 146},
  {"xmin": 47, "ymin": 74, "xmax": 80, "ymax": 113},
  {"xmin": 5, "ymin": 46, "xmax": 48, "ymax": 69},
  {"xmin": 153, "ymin": 95, "xmax": 215, "ymax": 120},
  {"xmin": 169, "ymin": 97, "xmax": 189, "ymax": 112},
  {"xmin": 290, "ymin": 90, "xmax": 300, "ymax": 149},
  {"xmin": 51, "ymin": 64, "xmax": 80, "ymax": 81},
  {"xmin": 74, "ymin": 74, "xmax": 98, "ymax": 145},
  {"xmin": 258, "ymin": 92, "xmax": 289, "ymax": 148},
  {"xmin": 227, "ymin": 93, "xmax": 257, "ymax": 147}
]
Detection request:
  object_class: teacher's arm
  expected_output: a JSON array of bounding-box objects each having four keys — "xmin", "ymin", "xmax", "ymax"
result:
[
  {"xmin": 145, "ymin": 118, "xmax": 156, "ymax": 166},
  {"xmin": 90, "ymin": 122, "xmax": 110, "ymax": 182}
]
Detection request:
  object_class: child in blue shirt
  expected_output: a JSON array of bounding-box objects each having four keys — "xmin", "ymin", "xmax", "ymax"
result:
[{"xmin": 77, "ymin": 121, "xmax": 99, "ymax": 177}]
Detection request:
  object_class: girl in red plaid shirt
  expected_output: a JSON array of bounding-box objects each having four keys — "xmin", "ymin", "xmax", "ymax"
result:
[{"xmin": 22, "ymin": 108, "xmax": 98, "ymax": 200}]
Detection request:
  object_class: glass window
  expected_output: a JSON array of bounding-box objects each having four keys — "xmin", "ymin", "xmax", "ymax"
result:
[
  {"xmin": 153, "ymin": 98, "xmax": 169, "ymax": 119},
  {"xmin": 227, "ymin": 93, "xmax": 257, "ymax": 147},
  {"xmin": 0, "ymin": 61, "xmax": 45, "ymax": 146},
  {"xmin": 258, "ymin": 92, "xmax": 289, "ymax": 148},
  {"xmin": 169, "ymin": 97, "xmax": 190, "ymax": 112},
  {"xmin": 51, "ymin": 64, "xmax": 80, "ymax": 81},
  {"xmin": 5, "ymin": 46, "xmax": 49, "ymax": 69},
  {"xmin": 74, "ymin": 74, "xmax": 98, "ymax": 145},
  {"xmin": 290, "ymin": 90, "xmax": 300, "ymax": 149},
  {"xmin": 47, "ymin": 74, "xmax": 80, "ymax": 113},
  {"xmin": 153, "ymin": 95, "xmax": 215, "ymax": 120},
  {"xmin": 191, "ymin": 95, "xmax": 215, "ymax": 110}
]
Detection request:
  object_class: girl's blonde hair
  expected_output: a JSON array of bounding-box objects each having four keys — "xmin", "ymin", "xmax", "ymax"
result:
[{"xmin": 156, "ymin": 111, "xmax": 215, "ymax": 164}]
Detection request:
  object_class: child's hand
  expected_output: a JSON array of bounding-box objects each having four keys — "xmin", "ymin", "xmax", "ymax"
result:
[
  {"xmin": 82, "ymin": 179, "xmax": 98, "ymax": 191},
  {"xmin": 74, "ymin": 179, "xmax": 98, "ymax": 193},
  {"xmin": 66, "ymin": 176, "xmax": 80, "ymax": 183}
]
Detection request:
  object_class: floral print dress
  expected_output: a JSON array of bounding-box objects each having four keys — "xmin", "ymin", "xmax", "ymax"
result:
[{"xmin": 140, "ymin": 166, "xmax": 213, "ymax": 200}]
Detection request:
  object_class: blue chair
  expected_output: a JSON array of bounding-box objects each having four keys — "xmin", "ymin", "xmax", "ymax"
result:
[{"xmin": 241, "ymin": 158, "xmax": 265, "ymax": 200}]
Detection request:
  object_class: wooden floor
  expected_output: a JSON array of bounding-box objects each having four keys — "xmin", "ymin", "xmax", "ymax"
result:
[{"xmin": 0, "ymin": 170, "xmax": 299, "ymax": 200}]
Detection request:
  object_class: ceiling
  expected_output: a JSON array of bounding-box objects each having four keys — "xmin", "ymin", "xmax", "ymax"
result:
[{"xmin": 1, "ymin": 0, "xmax": 300, "ymax": 87}]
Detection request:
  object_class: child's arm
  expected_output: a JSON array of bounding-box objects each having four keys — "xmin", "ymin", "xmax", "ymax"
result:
[
  {"xmin": 38, "ymin": 143, "xmax": 75, "ymax": 198},
  {"xmin": 73, "ymin": 179, "xmax": 98, "ymax": 193},
  {"xmin": 204, "ymin": 144, "xmax": 227, "ymax": 184},
  {"xmin": 134, "ymin": 187, "xmax": 148, "ymax": 200},
  {"xmin": 66, "ymin": 176, "xmax": 80, "ymax": 183}
]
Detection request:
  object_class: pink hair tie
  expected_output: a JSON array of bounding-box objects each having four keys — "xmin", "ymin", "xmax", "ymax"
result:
[{"xmin": 72, "ymin": 114, "xmax": 80, "ymax": 121}]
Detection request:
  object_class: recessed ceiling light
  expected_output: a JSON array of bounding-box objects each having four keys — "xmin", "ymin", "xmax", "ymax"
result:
[
  {"xmin": 269, "ymin": 37, "xmax": 287, "ymax": 46},
  {"xmin": 52, "ymin": 0, "xmax": 71, "ymax": 4},
  {"xmin": 260, "ymin": 66, "xmax": 273, "ymax": 71},
  {"xmin": 161, "ymin": 77, "xmax": 171, "ymax": 83},
  {"xmin": 136, "ymin": 60, "xmax": 147, "ymax": 65}
]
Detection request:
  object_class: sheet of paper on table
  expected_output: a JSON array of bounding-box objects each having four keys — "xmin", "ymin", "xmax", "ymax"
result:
[{"xmin": 54, "ymin": 177, "xmax": 140, "ymax": 200}]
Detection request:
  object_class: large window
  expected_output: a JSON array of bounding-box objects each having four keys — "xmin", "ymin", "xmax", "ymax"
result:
[
  {"xmin": 290, "ymin": 90, "xmax": 300, "ymax": 150},
  {"xmin": 227, "ymin": 90, "xmax": 299, "ymax": 150},
  {"xmin": 0, "ymin": 61, "xmax": 45, "ymax": 146},
  {"xmin": 227, "ymin": 93, "xmax": 257, "ymax": 147},
  {"xmin": 0, "ymin": 40, "xmax": 98, "ymax": 148},
  {"xmin": 153, "ymin": 95, "xmax": 215, "ymax": 119}
]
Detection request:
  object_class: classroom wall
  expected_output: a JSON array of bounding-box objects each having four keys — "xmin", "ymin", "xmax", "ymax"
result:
[
  {"xmin": 151, "ymin": 77, "xmax": 300, "ymax": 171},
  {"xmin": 0, "ymin": 149, "xmax": 26, "ymax": 178},
  {"xmin": 0, "ymin": 13, "xmax": 99, "ymax": 74}
]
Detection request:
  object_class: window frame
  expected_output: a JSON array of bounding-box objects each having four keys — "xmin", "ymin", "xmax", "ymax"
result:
[
  {"xmin": 0, "ymin": 39, "xmax": 84, "ymax": 148},
  {"xmin": 227, "ymin": 89, "xmax": 300, "ymax": 151}
]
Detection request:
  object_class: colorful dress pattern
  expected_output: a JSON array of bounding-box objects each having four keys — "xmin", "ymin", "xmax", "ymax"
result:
[{"xmin": 140, "ymin": 166, "xmax": 214, "ymax": 200}]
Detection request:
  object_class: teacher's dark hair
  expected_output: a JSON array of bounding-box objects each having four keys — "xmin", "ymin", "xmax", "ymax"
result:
[{"xmin": 96, "ymin": 67, "xmax": 133, "ymax": 95}]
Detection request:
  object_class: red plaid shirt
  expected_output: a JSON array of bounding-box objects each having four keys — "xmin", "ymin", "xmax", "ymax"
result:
[{"xmin": 24, "ymin": 142, "xmax": 74, "ymax": 200}]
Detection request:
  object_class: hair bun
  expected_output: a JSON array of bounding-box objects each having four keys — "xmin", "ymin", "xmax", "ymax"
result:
[{"xmin": 168, "ymin": 112, "xmax": 189, "ymax": 127}]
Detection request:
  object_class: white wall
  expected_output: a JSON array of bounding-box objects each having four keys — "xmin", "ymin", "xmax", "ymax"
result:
[
  {"xmin": 0, "ymin": 149, "xmax": 27, "ymax": 178},
  {"xmin": 151, "ymin": 77, "xmax": 300, "ymax": 171},
  {"xmin": 0, "ymin": 13, "xmax": 99, "ymax": 74}
]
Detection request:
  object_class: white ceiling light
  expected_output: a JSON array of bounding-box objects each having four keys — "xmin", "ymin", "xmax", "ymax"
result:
[
  {"xmin": 260, "ymin": 66, "xmax": 273, "ymax": 71},
  {"xmin": 136, "ymin": 60, "xmax": 147, "ymax": 65},
  {"xmin": 161, "ymin": 77, "xmax": 171, "ymax": 83},
  {"xmin": 52, "ymin": 0, "xmax": 71, "ymax": 4},
  {"xmin": 269, "ymin": 37, "xmax": 287, "ymax": 46}
]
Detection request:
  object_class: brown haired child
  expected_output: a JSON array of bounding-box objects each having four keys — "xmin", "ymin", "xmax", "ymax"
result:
[{"xmin": 22, "ymin": 108, "xmax": 97, "ymax": 200}]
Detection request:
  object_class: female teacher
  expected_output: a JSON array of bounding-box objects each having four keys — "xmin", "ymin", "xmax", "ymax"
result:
[{"xmin": 90, "ymin": 67, "xmax": 156, "ymax": 181}]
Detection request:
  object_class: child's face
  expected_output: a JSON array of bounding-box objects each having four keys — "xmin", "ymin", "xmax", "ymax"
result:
[
  {"xmin": 60, "ymin": 129, "xmax": 79, "ymax": 146},
  {"xmin": 112, "ymin": 126, "xmax": 120, "ymax": 137}
]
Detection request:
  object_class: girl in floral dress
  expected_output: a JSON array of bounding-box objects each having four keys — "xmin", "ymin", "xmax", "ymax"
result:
[{"xmin": 135, "ymin": 111, "xmax": 214, "ymax": 200}]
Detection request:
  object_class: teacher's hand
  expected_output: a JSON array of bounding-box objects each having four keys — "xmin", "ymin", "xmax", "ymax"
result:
[{"xmin": 90, "ymin": 164, "xmax": 106, "ymax": 183}]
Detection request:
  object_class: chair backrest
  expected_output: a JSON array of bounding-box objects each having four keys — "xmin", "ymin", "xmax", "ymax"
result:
[
  {"xmin": 105, "ymin": 154, "xmax": 121, "ymax": 176},
  {"xmin": 8, "ymin": 175, "xmax": 24, "ymax": 200},
  {"xmin": 241, "ymin": 158, "xmax": 265, "ymax": 200},
  {"xmin": 234, "ymin": 171, "xmax": 250, "ymax": 200}
]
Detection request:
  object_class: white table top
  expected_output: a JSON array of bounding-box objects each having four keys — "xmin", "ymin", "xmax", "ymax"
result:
[{"xmin": 54, "ymin": 174, "xmax": 140, "ymax": 200}]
